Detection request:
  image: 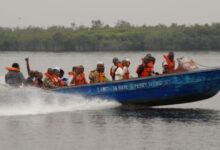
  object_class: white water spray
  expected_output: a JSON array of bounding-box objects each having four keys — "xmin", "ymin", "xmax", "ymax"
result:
[{"xmin": 0, "ymin": 85, "xmax": 120, "ymax": 116}]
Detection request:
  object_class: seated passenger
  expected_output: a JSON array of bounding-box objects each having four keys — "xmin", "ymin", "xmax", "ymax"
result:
[
  {"xmin": 136, "ymin": 54, "xmax": 155, "ymax": 78},
  {"xmin": 110, "ymin": 57, "xmax": 119, "ymax": 81},
  {"xmin": 24, "ymin": 57, "xmax": 35, "ymax": 86},
  {"xmin": 89, "ymin": 62, "xmax": 109, "ymax": 84},
  {"xmin": 69, "ymin": 66, "xmax": 77, "ymax": 86},
  {"xmin": 72, "ymin": 66, "xmax": 88, "ymax": 86},
  {"xmin": 122, "ymin": 58, "xmax": 131, "ymax": 80},
  {"xmin": 162, "ymin": 52, "xmax": 175, "ymax": 74},
  {"xmin": 53, "ymin": 67, "xmax": 65, "ymax": 87},
  {"xmin": 60, "ymin": 69, "xmax": 68, "ymax": 85},
  {"xmin": 115, "ymin": 60, "xmax": 128, "ymax": 80},
  {"xmin": 43, "ymin": 68, "xmax": 57, "ymax": 89},
  {"xmin": 5, "ymin": 63, "xmax": 25, "ymax": 87},
  {"xmin": 34, "ymin": 72, "xmax": 44, "ymax": 88}
]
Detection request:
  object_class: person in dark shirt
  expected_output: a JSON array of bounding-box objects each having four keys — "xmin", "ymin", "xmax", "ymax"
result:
[
  {"xmin": 25, "ymin": 57, "xmax": 36, "ymax": 86},
  {"xmin": 5, "ymin": 63, "xmax": 25, "ymax": 87}
]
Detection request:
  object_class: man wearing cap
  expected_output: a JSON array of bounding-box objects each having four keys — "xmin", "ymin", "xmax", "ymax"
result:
[
  {"xmin": 122, "ymin": 58, "xmax": 131, "ymax": 79},
  {"xmin": 89, "ymin": 62, "xmax": 109, "ymax": 84},
  {"xmin": 115, "ymin": 60, "xmax": 128, "ymax": 80},
  {"xmin": 5, "ymin": 63, "xmax": 26, "ymax": 87}
]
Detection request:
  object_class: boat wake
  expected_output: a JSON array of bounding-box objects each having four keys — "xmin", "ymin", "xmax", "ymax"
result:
[{"xmin": 0, "ymin": 85, "xmax": 120, "ymax": 116}]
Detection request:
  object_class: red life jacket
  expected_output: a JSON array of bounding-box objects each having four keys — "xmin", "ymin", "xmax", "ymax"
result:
[
  {"xmin": 163, "ymin": 55, "xmax": 175, "ymax": 72},
  {"xmin": 5, "ymin": 67, "xmax": 20, "ymax": 72},
  {"xmin": 45, "ymin": 73, "xmax": 57, "ymax": 86}
]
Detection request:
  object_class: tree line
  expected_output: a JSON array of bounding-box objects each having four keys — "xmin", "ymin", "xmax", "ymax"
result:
[{"xmin": 0, "ymin": 20, "xmax": 220, "ymax": 51}]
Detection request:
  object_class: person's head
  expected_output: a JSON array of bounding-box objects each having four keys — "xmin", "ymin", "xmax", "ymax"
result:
[
  {"xmin": 60, "ymin": 69, "xmax": 64, "ymax": 78},
  {"xmin": 37, "ymin": 72, "xmax": 43, "ymax": 80},
  {"xmin": 47, "ymin": 68, "xmax": 54, "ymax": 75},
  {"xmin": 53, "ymin": 69, "xmax": 60, "ymax": 77},
  {"xmin": 113, "ymin": 57, "xmax": 119, "ymax": 66},
  {"xmin": 75, "ymin": 66, "xmax": 81, "ymax": 75},
  {"xmin": 79, "ymin": 65, "xmax": 84, "ymax": 73},
  {"xmin": 125, "ymin": 58, "xmax": 130, "ymax": 67},
  {"xmin": 168, "ymin": 52, "xmax": 174, "ymax": 61},
  {"xmin": 97, "ymin": 62, "xmax": 105, "ymax": 73},
  {"xmin": 72, "ymin": 66, "xmax": 77, "ymax": 72},
  {"xmin": 12, "ymin": 63, "xmax": 19, "ymax": 69}
]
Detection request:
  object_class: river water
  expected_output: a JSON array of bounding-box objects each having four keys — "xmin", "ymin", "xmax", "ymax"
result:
[{"xmin": 0, "ymin": 51, "xmax": 220, "ymax": 150}]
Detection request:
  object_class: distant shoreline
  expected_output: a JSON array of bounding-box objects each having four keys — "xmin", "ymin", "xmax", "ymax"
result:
[{"xmin": 0, "ymin": 23, "xmax": 220, "ymax": 52}]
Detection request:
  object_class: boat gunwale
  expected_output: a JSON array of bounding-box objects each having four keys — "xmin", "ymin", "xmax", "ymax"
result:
[{"xmin": 55, "ymin": 67, "xmax": 220, "ymax": 90}]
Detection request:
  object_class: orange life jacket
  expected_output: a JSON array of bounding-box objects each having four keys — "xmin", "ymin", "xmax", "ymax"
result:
[
  {"xmin": 34, "ymin": 80, "xmax": 44, "ymax": 88},
  {"xmin": 163, "ymin": 55, "xmax": 175, "ymax": 72},
  {"xmin": 53, "ymin": 75, "xmax": 65, "ymax": 87},
  {"xmin": 136, "ymin": 62, "xmax": 154, "ymax": 78},
  {"xmin": 5, "ymin": 67, "xmax": 20, "ymax": 72},
  {"xmin": 74, "ymin": 73, "xmax": 88, "ymax": 86},
  {"xmin": 45, "ymin": 73, "xmax": 57, "ymax": 86},
  {"xmin": 123, "ymin": 69, "xmax": 130, "ymax": 79}
]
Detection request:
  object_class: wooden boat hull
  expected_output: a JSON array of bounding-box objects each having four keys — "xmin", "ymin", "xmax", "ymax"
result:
[{"xmin": 55, "ymin": 68, "xmax": 220, "ymax": 106}]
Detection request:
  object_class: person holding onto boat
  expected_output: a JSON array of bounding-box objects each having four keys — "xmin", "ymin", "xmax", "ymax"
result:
[
  {"xmin": 162, "ymin": 52, "xmax": 175, "ymax": 74},
  {"xmin": 43, "ymin": 68, "xmax": 57, "ymax": 89},
  {"xmin": 136, "ymin": 54, "xmax": 155, "ymax": 78},
  {"xmin": 5, "ymin": 63, "xmax": 26, "ymax": 87},
  {"xmin": 110, "ymin": 57, "xmax": 119, "ymax": 80},
  {"xmin": 89, "ymin": 61, "xmax": 109, "ymax": 84},
  {"xmin": 115, "ymin": 60, "xmax": 128, "ymax": 80}
]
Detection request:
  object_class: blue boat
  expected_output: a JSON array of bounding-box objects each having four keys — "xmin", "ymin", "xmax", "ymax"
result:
[{"xmin": 54, "ymin": 68, "xmax": 220, "ymax": 106}]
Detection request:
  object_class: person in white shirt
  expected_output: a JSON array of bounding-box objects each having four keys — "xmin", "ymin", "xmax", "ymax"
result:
[{"xmin": 115, "ymin": 60, "xmax": 128, "ymax": 80}]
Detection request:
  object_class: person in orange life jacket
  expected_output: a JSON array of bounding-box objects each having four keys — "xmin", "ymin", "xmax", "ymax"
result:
[
  {"xmin": 89, "ymin": 62, "xmax": 109, "ymax": 84},
  {"xmin": 24, "ymin": 57, "xmax": 36, "ymax": 86},
  {"xmin": 72, "ymin": 66, "xmax": 88, "ymax": 86},
  {"xmin": 136, "ymin": 54, "xmax": 155, "ymax": 78},
  {"xmin": 69, "ymin": 66, "xmax": 77, "ymax": 86},
  {"xmin": 79, "ymin": 65, "xmax": 88, "ymax": 84},
  {"xmin": 162, "ymin": 52, "xmax": 175, "ymax": 74},
  {"xmin": 53, "ymin": 67, "xmax": 65, "ymax": 87},
  {"xmin": 110, "ymin": 57, "xmax": 119, "ymax": 80},
  {"xmin": 115, "ymin": 60, "xmax": 128, "ymax": 80},
  {"xmin": 34, "ymin": 72, "xmax": 44, "ymax": 88},
  {"xmin": 43, "ymin": 68, "xmax": 57, "ymax": 89},
  {"xmin": 5, "ymin": 63, "xmax": 26, "ymax": 87},
  {"xmin": 122, "ymin": 58, "xmax": 131, "ymax": 79}
]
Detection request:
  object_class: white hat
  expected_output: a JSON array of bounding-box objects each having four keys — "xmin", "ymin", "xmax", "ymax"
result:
[
  {"xmin": 53, "ymin": 67, "xmax": 60, "ymax": 70},
  {"xmin": 125, "ymin": 58, "xmax": 130, "ymax": 62},
  {"xmin": 97, "ymin": 61, "xmax": 104, "ymax": 65}
]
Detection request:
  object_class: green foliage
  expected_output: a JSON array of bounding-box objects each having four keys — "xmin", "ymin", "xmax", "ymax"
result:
[{"xmin": 0, "ymin": 22, "xmax": 220, "ymax": 51}]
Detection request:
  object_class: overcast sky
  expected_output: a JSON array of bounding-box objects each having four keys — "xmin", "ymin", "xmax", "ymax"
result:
[{"xmin": 0, "ymin": 0, "xmax": 219, "ymax": 28}]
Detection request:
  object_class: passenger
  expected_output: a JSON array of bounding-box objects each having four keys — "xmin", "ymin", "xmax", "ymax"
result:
[
  {"xmin": 122, "ymin": 58, "xmax": 131, "ymax": 79},
  {"xmin": 69, "ymin": 66, "xmax": 77, "ymax": 86},
  {"xmin": 72, "ymin": 66, "xmax": 88, "ymax": 86},
  {"xmin": 59, "ymin": 69, "xmax": 68, "ymax": 85},
  {"xmin": 162, "ymin": 52, "xmax": 175, "ymax": 74},
  {"xmin": 43, "ymin": 68, "xmax": 57, "ymax": 89},
  {"xmin": 53, "ymin": 67, "xmax": 65, "ymax": 87},
  {"xmin": 110, "ymin": 57, "xmax": 119, "ymax": 80},
  {"xmin": 24, "ymin": 57, "xmax": 36, "ymax": 86},
  {"xmin": 115, "ymin": 60, "xmax": 128, "ymax": 80},
  {"xmin": 136, "ymin": 54, "xmax": 155, "ymax": 78},
  {"xmin": 89, "ymin": 62, "xmax": 109, "ymax": 84},
  {"xmin": 34, "ymin": 72, "xmax": 44, "ymax": 88},
  {"xmin": 5, "ymin": 63, "xmax": 26, "ymax": 87}
]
